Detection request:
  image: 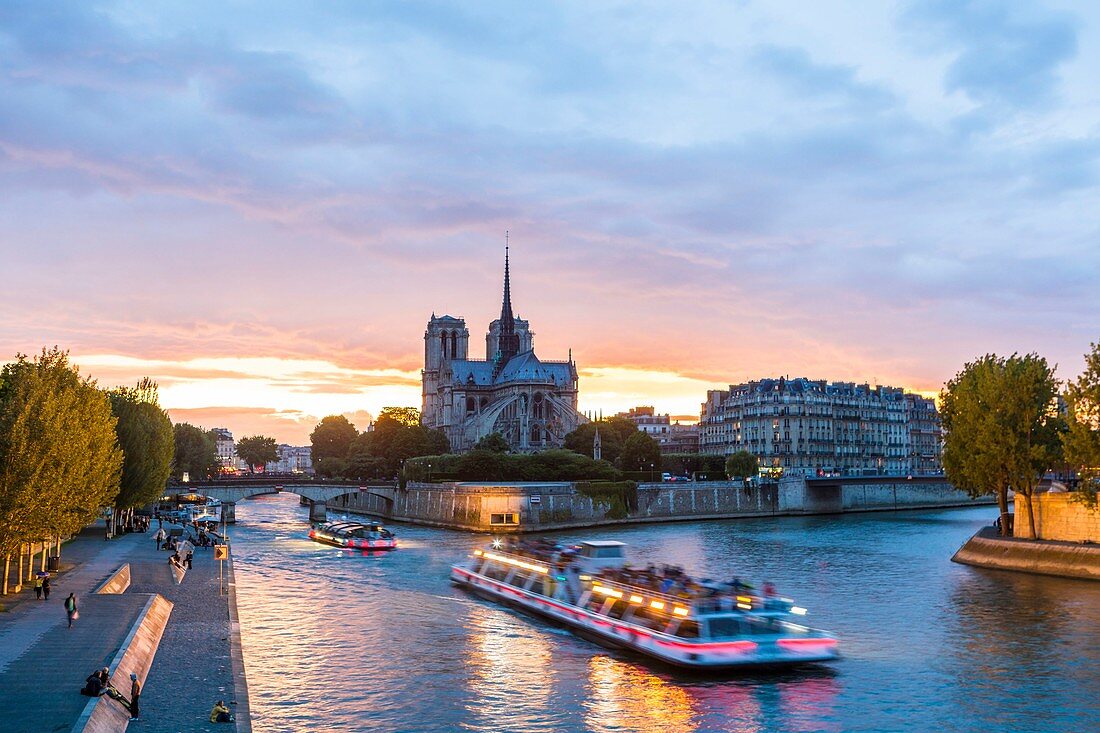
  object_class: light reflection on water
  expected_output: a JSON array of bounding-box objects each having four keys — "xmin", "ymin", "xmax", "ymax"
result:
[{"xmin": 232, "ymin": 494, "xmax": 1100, "ymax": 733}]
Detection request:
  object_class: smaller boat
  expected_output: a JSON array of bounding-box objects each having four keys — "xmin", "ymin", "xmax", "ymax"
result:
[{"xmin": 309, "ymin": 520, "xmax": 397, "ymax": 550}]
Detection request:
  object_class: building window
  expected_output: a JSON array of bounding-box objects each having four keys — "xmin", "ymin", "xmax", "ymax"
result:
[{"xmin": 490, "ymin": 513, "xmax": 520, "ymax": 526}]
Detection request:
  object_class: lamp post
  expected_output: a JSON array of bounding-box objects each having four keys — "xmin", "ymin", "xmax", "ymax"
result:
[
  {"xmin": 650, "ymin": 462, "xmax": 655, "ymax": 483},
  {"xmin": 428, "ymin": 462, "xmax": 433, "ymax": 483}
]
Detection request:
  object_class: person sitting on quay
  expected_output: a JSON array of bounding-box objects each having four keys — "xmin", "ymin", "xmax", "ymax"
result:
[
  {"xmin": 81, "ymin": 667, "xmax": 110, "ymax": 697},
  {"xmin": 210, "ymin": 700, "xmax": 233, "ymax": 723}
]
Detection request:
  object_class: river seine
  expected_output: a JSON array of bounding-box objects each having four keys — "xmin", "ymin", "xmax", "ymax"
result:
[{"xmin": 231, "ymin": 493, "xmax": 1100, "ymax": 733}]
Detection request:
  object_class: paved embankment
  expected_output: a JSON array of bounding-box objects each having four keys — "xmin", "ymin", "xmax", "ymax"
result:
[
  {"xmin": 953, "ymin": 526, "xmax": 1100, "ymax": 581},
  {"xmin": 0, "ymin": 523, "xmax": 251, "ymax": 733}
]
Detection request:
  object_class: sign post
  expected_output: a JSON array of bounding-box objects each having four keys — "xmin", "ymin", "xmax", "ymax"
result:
[{"xmin": 214, "ymin": 544, "xmax": 229, "ymax": 595}]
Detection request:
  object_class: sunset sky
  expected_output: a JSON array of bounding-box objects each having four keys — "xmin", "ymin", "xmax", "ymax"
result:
[{"xmin": 2, "ymin": 1, "xmax": 1098, "ymax": 444}]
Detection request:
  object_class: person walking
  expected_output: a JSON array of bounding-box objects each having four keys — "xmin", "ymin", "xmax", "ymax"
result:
[
  {"xmin": 42, "ymin": 575, "xmax": 51, "ymax": 601},
  {"xmin": 34, "ymin": 576, "xmax": 43, "ymax": 600},
  {"xmin": 64, "ymin": 593, "xmax": 78, "ymax": 628},
  {"xmin": 154, "ymin": 528, "xmax": 166, "ymax": 551},
  {"xmin": 128, "ymin": 673, "xmax": 141, "ymax": 720},
  {"xmin": 185, "ymin": 550, "xmax": 193, "ymax": 570}
]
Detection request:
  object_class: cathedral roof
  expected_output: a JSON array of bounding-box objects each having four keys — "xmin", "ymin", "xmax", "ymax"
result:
[{"xmin": 449, "ymin": 350, "xmax": 573, "ymax": 388}]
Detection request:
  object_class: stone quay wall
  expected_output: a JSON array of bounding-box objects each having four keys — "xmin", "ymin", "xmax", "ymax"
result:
[
  {"xmin": 953, "ymin": 526, "xmax": 1100, "ymax": 581},
  {"xmin": 1013, "ymin": 491, "xmax": 1100, "ymax": 542},
  {"xmin": 332, "ymin": 475, "xmax": 988, "ymax": 533}
]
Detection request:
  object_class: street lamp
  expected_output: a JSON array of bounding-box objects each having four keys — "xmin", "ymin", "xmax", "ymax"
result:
[
  {"xmin": 428, "ymin": 462, "xmax": 433, "ymax": 483},
  {"xmin": 650, "ymin": 462, "xmax": 655, "ymax": 483}
]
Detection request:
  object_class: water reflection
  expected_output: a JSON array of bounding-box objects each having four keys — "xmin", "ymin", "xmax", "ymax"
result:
[
  {"xmin": 584, "ymin": 656, "xmax": 699, "ymax": 733},
  {"xmin": 463, "ymin": 604, "xmax": 557, "ymax": 733}
]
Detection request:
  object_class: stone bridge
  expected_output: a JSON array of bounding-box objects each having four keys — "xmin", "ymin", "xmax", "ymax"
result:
[{"xmin": 182, "ymin": 482, "xmax": 397, "ymax": 523}]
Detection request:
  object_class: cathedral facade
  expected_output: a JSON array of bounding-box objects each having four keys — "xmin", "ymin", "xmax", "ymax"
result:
[{"xmin": 421, "ymin": 249, "xmax": 583, "ymax": 452}]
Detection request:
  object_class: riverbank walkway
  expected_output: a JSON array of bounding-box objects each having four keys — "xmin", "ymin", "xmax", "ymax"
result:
[{"xmin": 0, "ymin": 521, "xmax": 250, "ymax": 732}]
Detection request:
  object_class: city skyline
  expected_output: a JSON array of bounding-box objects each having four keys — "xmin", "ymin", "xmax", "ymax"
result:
[{"xmin": 3, "ymin": 1, "xmax": 1099, "ymax": 443}]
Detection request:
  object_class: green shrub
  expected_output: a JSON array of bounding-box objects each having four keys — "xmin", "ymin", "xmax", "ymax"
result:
[{"xmin": 576, "ymin": 481, "xmax": 638, "ymax": 519}]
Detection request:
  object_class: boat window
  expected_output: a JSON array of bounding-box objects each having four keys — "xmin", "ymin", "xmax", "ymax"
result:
[
  {"xmin": 675, "ymin": 620, "xmax": 699, "ymax": 639},
  {"xmin": 742, "ymin": 616, "xmax": 784, "ymax": 634},
  {"xmin": 706, "ymin": 617, "xmax": 743, "ymax": 639},
  {"xmin": 595, "ymin": 546, "xmax": 623, "ymax": 559},
  {"xmin": 490, "ymin": 513, "xmax": 519, "ymax": 526}
]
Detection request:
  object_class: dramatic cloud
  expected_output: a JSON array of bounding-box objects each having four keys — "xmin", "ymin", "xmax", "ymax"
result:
[{"xmin": 1, "ymin": 1, "xmax": 1098, "ymax": 442}]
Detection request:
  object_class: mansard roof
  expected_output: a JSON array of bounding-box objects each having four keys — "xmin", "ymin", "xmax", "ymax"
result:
[{"xmin": 449, "ymin": 350, "xmax": 573, "ymax": 388}]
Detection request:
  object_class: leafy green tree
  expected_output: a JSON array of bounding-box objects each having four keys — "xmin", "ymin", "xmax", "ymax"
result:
[
  {"xmin": 941, "ymin": 353, "xmax": 1061, "ymax": 537},
  {"xmin": 725, "ymin": 451, "xmax": 759, "ymax": 485},
  {"xmin": 314, "ymin": 456, "xmax": 348, "ymax": 479},
  {"xmin": 378, "ymin": 406, "xmax": 421, "ymax": 427},
  {"xmin": 110, "ymin": 378, "xmax": 174, "ymax": 510},
  {"xmin": 619, "ymin": 431, "xmax": 661, "ymax": 474},
  {"xmin": 0, "ymin": 349, "xmax": 122, "ymax": 569},
  {"xmin": 456, "ymin": 449, "xmax": 506, "ymax": 481},
  {"xmin": 345, "ymin": 452, "xmax": 387, "ymax": 480},
  {"xmin": 1065, "ymin": 342, "xmax": 1100, "ymax": 509},
  {"xmin": 310, "ymin": 415, "xmax": 358, "ymax": 463},
  {"xmin": 172, "ymin": 422, "xmax": 219, "ymax": 480},
  {"xmin": 236, "ymin": 435, "xmax": 279, "ymax": 473},
  {"xmin": 474, "ymin": 432, "xmax": 511, "ymax": 453},
  {"xmin": 563, "ymin": 417, "xmax": 638, "ymax": 464}
]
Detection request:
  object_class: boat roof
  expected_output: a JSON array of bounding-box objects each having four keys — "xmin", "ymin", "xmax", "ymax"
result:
[{"xmin": 579, "ymin": 541, "xmax": 626, "ymax": 547}]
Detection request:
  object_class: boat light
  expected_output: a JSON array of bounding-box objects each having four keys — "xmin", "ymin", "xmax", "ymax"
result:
[
  {"xmin": 492, "ymin": 539, "xmax": 502, "ymax": 549},
  {"xmin": 579, "ymin": 575, "xmax": 591, "ymax": 581},
  {"xmin": 736, "ymin": 602, "xmax": 752, "ymax": 610},
  {"xmin": 672, "ymin": 607, "xmax": 689, "ymax": 617},
  {"xmin": 736, "ymin": 595, "xmax": 753, "ymax": 604},
  {"xmin": 481, "ymin": 551, "xmax": 548, "ymax": 574},
  {"xmin": 649, "ymin": 601, "xmax": 665, "ymax": 611},
  {"xmin": 791, "ymin": 606, "xmax": 807, "ymax": 616},
  {"xmin": 628, "ymin": 595, "xmax": 644, "ymax": 604},
  {"xmin": 592, "ymin": 585, "xmax": 623, "ymax": 599},
  {"xmin": 473, "ymin": 549, "xmax": 483, "ymax": 556}
]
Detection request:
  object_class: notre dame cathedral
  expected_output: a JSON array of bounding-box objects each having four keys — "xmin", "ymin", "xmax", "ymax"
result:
[{"xmin": 421, "ymin": 247, "xmax": 584, "ymax": 452}]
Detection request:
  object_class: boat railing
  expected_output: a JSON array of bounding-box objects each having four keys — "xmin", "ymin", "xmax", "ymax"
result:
[{"xmin": 584, "ymin": 576, "xmax": 696, "ymax": 611}]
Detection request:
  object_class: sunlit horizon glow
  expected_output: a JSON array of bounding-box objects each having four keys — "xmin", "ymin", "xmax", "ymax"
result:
[{"xmin": 2, "ymin": 2, "xmax": 1097, "ymax": 444}]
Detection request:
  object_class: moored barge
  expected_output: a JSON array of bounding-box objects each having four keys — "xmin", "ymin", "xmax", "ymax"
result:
[
  {"xmin": 309, "ymin": 520, "xmax": 397, "ymax": 550},
  {"xmin": 451, "ymin": 539, "xmax": 838, "ymax": 670}
]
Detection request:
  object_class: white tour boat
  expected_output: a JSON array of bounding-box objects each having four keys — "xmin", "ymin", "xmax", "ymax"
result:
[
  {"xmin": 309, "ymin": 520, "xmax": 397, "ymax": 550},
  {"xmin": 451, "ymin": 539, "xmax": 839, "ymax": 670}
]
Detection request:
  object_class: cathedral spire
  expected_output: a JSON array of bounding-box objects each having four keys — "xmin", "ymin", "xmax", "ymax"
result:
[{"xmin": 497, "ymin": 232, "xmax": 520, "ymax": 365}]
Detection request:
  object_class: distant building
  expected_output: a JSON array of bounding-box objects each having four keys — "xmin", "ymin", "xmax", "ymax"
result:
[
  {"xmin": 265, "ymin": 445, "xmax": 314, "ymax": 475},
  {"xmin": 699, "ymin": 377, "xmax": 942, "ymax": 477},
  {"xmin": 210, "ymin": 428, "xmax": 237, "ymax": 472},
  {"xmin": 421, "ymin": 247, "xmax": 584, "ymax": 452},
  {"xmin": 617, "ymin": 406, "xmax": 698, "ymax": 454}
]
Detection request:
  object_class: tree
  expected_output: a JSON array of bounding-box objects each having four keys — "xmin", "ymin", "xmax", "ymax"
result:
[
  {"xmin": 474, "ymin": 432, "xmax": 511, "ymax": 453},
  {"xmin": 109, "ymin": 378, "xmax": 174, "ymax": 511},
  {"xmin": 725, "ymin": 451, "xmax": 758, "ymax": 485},
  {"xmin": 1065, "ymin": 342, "xmax": 1100, "ymax": 509},
  {"xmin": 172, "ymin": 423, "xmax": 219, "ymax": 480},
  {"xmin": 310, "ymin": 415, "xmax": 358, "ymax": 463},
  {"xmin": 941, "ymin": 353, "xmax": 1061, "ymax": 537},
  {"xmin": 563, "ymin": 417, "xmax": 637, "ymax": 465},
  {"xmin": 314, "ymin": 456, "xmax": 348, "ymax": 479},
  {"xmin": 236, "ymin": 435, "xmax": 279, "ymax": 473},
  {"xmin": 619, "ymin": 431, "xmax": 661, "ymax": 474},
  {"xmin": 378, "ymin": 406, "xmax": 421, "ymax": 427},
  {"xmin": 0, "ymin": 349, "xmax": 122, "ymax": 585}
]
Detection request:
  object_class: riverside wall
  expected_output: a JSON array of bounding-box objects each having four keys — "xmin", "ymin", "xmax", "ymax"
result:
[
  {"xmin": 952, "ymin": 526, "xmax": 1100, "ymax": 581},
  {"xmin": 333, "ymin": 475, "xmax": 990, "ymax": 533}
]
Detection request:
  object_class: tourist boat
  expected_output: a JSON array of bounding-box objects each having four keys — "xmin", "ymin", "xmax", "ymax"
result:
[
  {"xmin": 309, "ymin": 520, "xmax": 397, "ymax": 550},
  {"xmin": 450, "ymin": 539, "xmax": 839, "ymax": 670}
]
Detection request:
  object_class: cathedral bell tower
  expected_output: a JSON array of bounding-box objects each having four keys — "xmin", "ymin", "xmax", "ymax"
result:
[{"xmin": 422, "ymin": 314, "xmax": 469, "ymax": 427}]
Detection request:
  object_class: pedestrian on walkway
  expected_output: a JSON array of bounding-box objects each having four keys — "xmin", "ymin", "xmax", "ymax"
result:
[
  {"xmin": 185, "ymin": 550, "xmax": 193, "ymax": 569},
  {"xmin": 210, "ymin": 700, "xmax": 232, "ymax": 723},
  {"xmin": 34, "ymin": 576, "xmax": 43, "ymax": 600},
  {"xmin": 43, "ymin": 575, "xmax": 51, "ymax": 601},
  {"xmin": 64, "ymin": 593, "xmax": 78, "ymax": 628},
  {"xmin": 129, "ymin": 673, "xmax": 141, "ymax": 720},
  {"xmin": 155, "ymin": 528, "xmax": 166, "ymax": 550}
]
